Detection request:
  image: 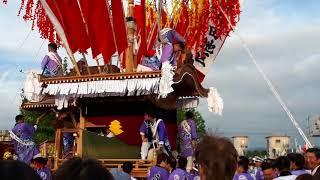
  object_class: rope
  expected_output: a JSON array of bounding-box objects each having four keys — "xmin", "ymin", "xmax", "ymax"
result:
[
  {"xmin": 218, "ymin": 6, "xmax": 313, "ymax": 148},
  {"xmin": 17, "ymin": 28, "xmax": 33, "ymax": 50}
]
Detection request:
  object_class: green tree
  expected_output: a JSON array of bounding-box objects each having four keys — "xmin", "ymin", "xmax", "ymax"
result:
[
  {"xmin": 245, "ymin": 149, "xmax": 268, "ymax": 158},
  {"xmin": 177, "ymin": 109, "xmax": 206, "ymax": 137},
  {"xmin": 20, "ymin": 109, "xmax": 56, "ymax": 144},
  {"xmin": 63, "ymin": 57, "xmax": 69, "ymax": 75}
]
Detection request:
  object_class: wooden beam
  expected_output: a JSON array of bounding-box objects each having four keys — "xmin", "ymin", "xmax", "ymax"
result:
[
  {"xmin": 54, "ymin": 129, "xmax": 62, "ymax": 170},
  {"xmin": 81, "ymin": 53, "xmax": 91, "ymax": 75},
  {"xmin": 95, "ymin": 58, "xmax": 102, "ymax": 74},
  {"xmin": 125, "ymin": 0, "xmax": 136, "ymax": 72},
  {"xmin": 77, "ymin": 108, "xmax": 85, "ymax": 158},
  {"xmin": 85, "ymin": 122, "xmax": 106, "ymax": 128},
  {"xmin": 70, "ymin": 54, "xmax": 81, "ymax": 76}
]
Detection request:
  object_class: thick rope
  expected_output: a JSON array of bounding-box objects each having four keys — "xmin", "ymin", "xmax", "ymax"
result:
[{"xmin": 218, "ymin": 6, "xmax": 313, "ymax": 148}]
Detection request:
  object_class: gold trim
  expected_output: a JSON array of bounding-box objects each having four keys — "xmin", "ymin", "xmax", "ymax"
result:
[{"xmin": 40, "ymin": 71, "xmax": 162, "ymax": 84}]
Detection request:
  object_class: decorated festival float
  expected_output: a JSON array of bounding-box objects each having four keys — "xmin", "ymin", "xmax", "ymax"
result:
[{"xmin": 3, "ymin": 0, "xmax": 240, "ymax": 178}]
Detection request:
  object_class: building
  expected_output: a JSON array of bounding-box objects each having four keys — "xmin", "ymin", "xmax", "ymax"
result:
[
  {"xmin": 266, "ymin": 135, "xmax": 290, "ymax": 158},
  {"xmin": 232, "ymin": 136, "xmax": 249, "ymax": 156},
  {"xmin": 0, "ymin": 130, "xmax": 12, "ymax": 142}
]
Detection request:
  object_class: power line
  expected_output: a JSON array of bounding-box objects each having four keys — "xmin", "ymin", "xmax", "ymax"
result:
[{"xmin": 218, "ymin": 5, "xmax": 313, "ymax": 148}]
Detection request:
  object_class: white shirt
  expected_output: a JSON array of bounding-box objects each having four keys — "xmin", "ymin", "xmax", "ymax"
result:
[
  {"xmin": 273, "ymin": 175, "xmax": 297, "ymax": 180},
  {"xmin": 311, "ymin": 165, "xmax": 320, "ymax": 175}
]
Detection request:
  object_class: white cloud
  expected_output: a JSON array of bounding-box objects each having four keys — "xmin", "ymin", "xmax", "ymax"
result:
[
  {"xmin": 0, "ymin": 71, "xmax": 9, "ymax": 86},
  {"xmin": 293, "ymin": 54, "xmax": 320, "ymax": 80}
]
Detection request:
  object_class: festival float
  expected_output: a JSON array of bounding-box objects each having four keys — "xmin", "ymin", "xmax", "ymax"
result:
[{"xmin": 3, "ymin": 0, "xmax": 240, "ymax": 177}]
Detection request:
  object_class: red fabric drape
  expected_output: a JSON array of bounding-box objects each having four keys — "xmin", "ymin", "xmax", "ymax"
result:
[
  {"xmin": 79, "ymin": 0, "xmax": 116, "ymax": 63},
  {"xmin": 87, "ymin": 116, "xmax": 177, "ymax": 149},
  {"xmin": 134, "ymin": 0, "xmax": 147, "ymax": 63},
  {"xmin": 111, "ymin": 0, "xmax": 128, "ymax": 54},
  {"xmin": 53, "ymin": 0, "xmax": 90, "ymax": 53}
]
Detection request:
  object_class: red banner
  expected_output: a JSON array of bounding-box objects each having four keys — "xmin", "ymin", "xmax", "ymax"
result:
[
  {"xmin": 111, "ymin": 0, "xmax": 128, "ymax": 54},
  {"xmin": 79, "ymin": 0, "xmax": 116, "ymax": 63},
  {"xmin": 53, "ymin": 0, "xmax": 90, "ymax": 53}
]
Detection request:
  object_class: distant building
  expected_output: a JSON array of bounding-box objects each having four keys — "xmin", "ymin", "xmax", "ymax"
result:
[
  {"xmin": 232, "ymin": 136, "xmax": 249, "ymax": 156},
  {"xmin": 0, "ymin": 130, "xmax": 12, "ymax": 142},
  {"xmin": 311, "ymin": 116, "xmax": 320, "ymax": 137},
  {"xmin": 266, "ymin": 135, "xmax": 290, "ymax": 158}
]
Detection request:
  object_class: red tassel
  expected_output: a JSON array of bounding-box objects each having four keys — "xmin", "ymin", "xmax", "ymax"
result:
[{"xmin": 23, "ymin": 0, "xmax": 34, "ymax": 21}]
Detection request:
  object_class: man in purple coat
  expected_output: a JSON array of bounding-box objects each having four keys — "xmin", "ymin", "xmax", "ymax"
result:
[
  {"xmin": 34, "ymin": 157, "xmax": 52, "ymax": 180},
  {"xmin": 139, "ymin": 117, "xmax": 153, "ymax": 160},
  {"xmin": 178, "ymin": 111, "xmax": 197, "ymax": 172},
  {"xmin": 169, "ymin": 156, "xmax": 189, "ymax": 180},
  {"xmin": 139, "ymin": 28, "xmax": 185, "ymax": 71},
  {"xmin": 142, "ymin": 109, "xmax": 172, "ymax": 157},
  {"xmin": 41, "ymin": 43, "xmax": 63, "ymax": 77},
  {"xmin": 148, "ymin": 153, "xmax": 170, "ymax": 180},
  {"xmin": 11, "ymin": 115, "xmax": 41, "ymax": 165},
  {"xmin": 234, "ymin": 156, "xmax": 254, "ymax": 180}
]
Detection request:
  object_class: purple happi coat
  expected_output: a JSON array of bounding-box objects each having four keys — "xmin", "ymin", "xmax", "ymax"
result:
[
  {"xmin": 154, "ymin": 119, "xmax": 172, "ymax": 155},
  {"xmin": 140, "ymin": 120, "xmax": 152, "ymax": 141},
  {"xmin": 233, "ymin": 172, "xmax": 254, "ymax": 180},
  {"xmin": 189, "ymin": 173, "xmax": 201, "ymax": 180},
  {"xmin": 178, "ymin": 119, "xmax": 197, "ymax": 158},
  {"xmin": 148, "ymin": 165, "xmax": 170, "ymax": 180},
  {"xmin": 11, "ymin": 123, "xmax": 40, "ymax": 164},
  {"xmin": 143, "ymin": 29, "xmax": 185, "ymax": 70},
  {"xmin": 37, "ymin": 167, "xmax": 52, "ymax": 180},
  {"xmin": 255, "ymin": 168, "xmax": 264, "ymax": 180},
  {"xmin": 169, "ymin": 168, "xmax": 189, "ymax": 180},
  {"xmin": 41, "ymin": 52, "xmax": 63, "ymax": 77}
]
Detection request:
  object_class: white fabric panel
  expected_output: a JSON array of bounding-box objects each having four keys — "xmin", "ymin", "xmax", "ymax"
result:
[{"xmin": 44, "ymin": 78, "xmax": 161, "ymax": 109}]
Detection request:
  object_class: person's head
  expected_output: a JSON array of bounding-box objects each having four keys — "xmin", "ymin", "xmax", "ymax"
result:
[
  {"xmin": 177, "ymin": 156, "xmax": 188, "ymax": 170},
  {"xmin": 287, "ymin": 153, "xmax": 305, "ymax": 170},
  {"xmin": 296, "ymin": 173, "xmax": 314, "ymax": 180},
  {"xmin": 274, "ymin": 156, "xmax": 291, "ymax": 173},
  {"xmin": 122, "ymin": 162, "xmax": 133, "ymax": 175},
  {"xmin": 144, "ymin": 109, "xmax": 156, "ymax": 121},
  {"xmin": 54, "ymin": 157, "xmax": 114, "ymax": 180},
  {"xmin": 48, "ymin": 42, "xmax": 58, "ymax": 52},
  {"xmin": 254, "ymin": 158, "xmax": 263, "ymax": 168},
  {"xmin": 173, "ymin": 42, "xmax": 185, "ymax": 52},
  {"xmin": 261, "ymin": 161, "xmax": 277, "ymax": 180},
  {"xmin": 0, "ymin": 160, "xmax": 41, "ymax": 180},
  {"xmin": 237, "ymin": 156, "xmax": 250, "ymax": 173},
  {"xmin": 167, "ymin": 156, "xmax": 176, "ymax": 172},
  {"xmin": 15, "ymin": 115, "xmax": 24, "ymax": 124},
  {"xmin": 306, "ymin": 148, "xmax": 320, "ymax": 170},
  {"xmin": 156, "ymin": 153, "xmax": 169, "ymax": 169},
  {"xmin": 33, "ymin": 157, "xmax": 48, "ymax": 170},
  {"xmin": 185, "ymin": 111, "xmax": 194, "ymax": 119},
  {"xmin": 194, "ymin": 134, "xmax": 238, "ymax": 180}
]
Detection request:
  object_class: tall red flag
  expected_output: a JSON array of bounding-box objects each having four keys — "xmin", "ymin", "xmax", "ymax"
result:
[
  {"xmin": 111, "ymin": 0, "xmax": 128, "ymax": 54},
  {"xmin": 80, "ymin": 0, "xmax": 116, "ymax": 63},
  {"xmin": 53, "ymin": 0, "xmax": 90, "ymax": 53},
  {"xmin": 134, "ymin": 0, "xmax": 147, "ymax": 63},
  {"xmin": 45, "ymin": 0, "xmax": 77, "ymax": 52}
]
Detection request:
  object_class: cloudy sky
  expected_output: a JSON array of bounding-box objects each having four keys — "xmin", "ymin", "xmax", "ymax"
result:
[{"xmin": 0, "ymin": 0, "xmax": 319, "ymax": 149}]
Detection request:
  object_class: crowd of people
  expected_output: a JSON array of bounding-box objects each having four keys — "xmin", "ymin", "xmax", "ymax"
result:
[
  {"xmin": 3, "ymin": 110, "xmax": 320, "ymax": 180},
  {"xmin": 2, "ymin": 110, "xmax": 320, "ymax": 179}
]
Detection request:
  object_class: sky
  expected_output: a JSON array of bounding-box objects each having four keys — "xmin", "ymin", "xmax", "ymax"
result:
[{"xmin": 0, "ymin": 0, "xmax": 320, "ymax": 149}]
